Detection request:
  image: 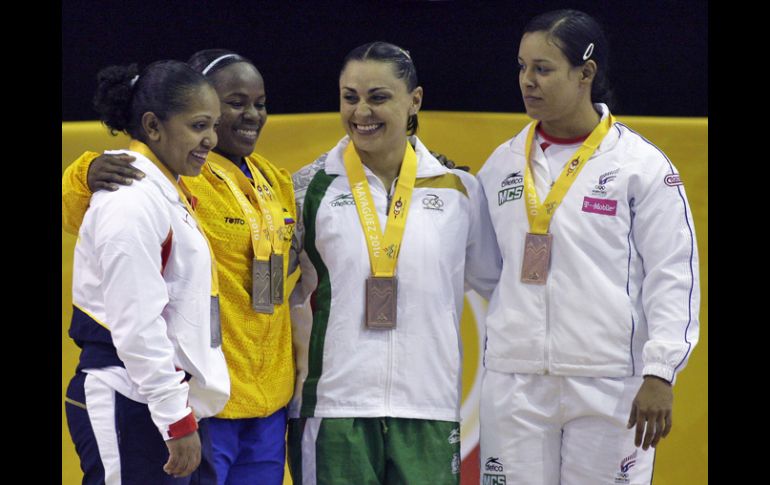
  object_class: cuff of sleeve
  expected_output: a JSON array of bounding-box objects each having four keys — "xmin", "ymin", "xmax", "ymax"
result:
[
  {"xmin": 163, "ymin": 409, "xmax": 198, "ymax": 441},
  {"xmin": 641, "ymin": 364, "xmax": 675, "ymax": 384}
]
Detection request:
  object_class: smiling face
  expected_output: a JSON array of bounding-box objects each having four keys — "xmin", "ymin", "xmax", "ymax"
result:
[
  {"xmin": 147, "ymin": 83, "xmax": 221, "ymax": 178},
  {"xmin": 208, "ymin": 62, "xmax": 267, "ymax": 163},
  {"xmin": 518, "ymin": 30, "xmax": 591, "ymax": 127},
  {"xmin": 339, "ymin": 60, "xmax": 422, "ymax": 157}
]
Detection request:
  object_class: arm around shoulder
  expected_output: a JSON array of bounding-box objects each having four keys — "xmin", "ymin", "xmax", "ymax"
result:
[{"xmin": 62, "ymin": 151, "xmax": 100, "ymax": 234}]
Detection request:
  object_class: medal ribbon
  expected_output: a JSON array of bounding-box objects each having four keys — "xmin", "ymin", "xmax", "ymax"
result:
[
  {"xmin": 207, "ymin": 152, "xmax": 286, "ymax": 260},
  {"xmin": 343, "ymin": 140, "xmax": 418, "ymax": 277},
  {"xmin": 523, "ymin": 113, "xmax": 616, "ymax": 234},
  {"xmin": 128, "ymin": 140, "xmax": 220, "ymax": 296}
]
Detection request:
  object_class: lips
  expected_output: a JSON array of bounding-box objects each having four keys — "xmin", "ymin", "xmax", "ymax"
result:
[{"xmin": 189, "ymin": 150, "xmax": 209, "ymax": 165}]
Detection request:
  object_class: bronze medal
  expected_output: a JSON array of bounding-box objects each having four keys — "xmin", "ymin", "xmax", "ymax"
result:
[
  {"xmin": 521, "ymin": 232, "xmax": 553, "ymax": 285},
  {"xmin": 252, "ymin": 259, "xmax": 274, "ymax": 314},
  {"xmin": 365, "ymin": 276, "xmax": 397, "ymax": 329},
  {"xmin": 270, "ymin": 253, "xmax": 284, "ymax": 305}
]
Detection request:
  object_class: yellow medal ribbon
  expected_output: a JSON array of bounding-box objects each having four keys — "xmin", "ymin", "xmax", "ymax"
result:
[
  {"xmin": 206, "ymin": 152, "xmax": 285, "ymax": 261},
  {"xmin": 243, "ymin": 157, "xmax": 288, "ymax": 255},
  {"xmin": 128, "ymin": 140, "xmax": 220, "ymax": 296},
  {"xmin": 343, "ymin": 140, "xmax": 418, "ymax": 277},
  {"xmin": 523, "ymin": 113, "xmax": 616, "ymax": 234}
]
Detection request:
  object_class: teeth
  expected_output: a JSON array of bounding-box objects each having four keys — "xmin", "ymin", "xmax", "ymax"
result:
[
  {"xmin": 355, "ymin": 123, "xmax": 381, "ymax": 132},
  {"xmin": 237, "ymin": 129, "xmax": 258, "ymax": 137},
  {"xmin": 191, "ymin": 152, "xmax": 208, "ymax": 161}
]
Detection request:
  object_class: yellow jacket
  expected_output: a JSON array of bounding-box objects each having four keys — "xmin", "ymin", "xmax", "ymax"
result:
[{"xmin": 62, "ymin": 150, "xmax": 296, "ymax": 418}]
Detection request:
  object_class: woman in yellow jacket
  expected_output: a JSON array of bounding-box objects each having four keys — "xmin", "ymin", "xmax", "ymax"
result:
[{"xmin": 62, "ymin": 49, "xmax": 296, "ymax": 485}]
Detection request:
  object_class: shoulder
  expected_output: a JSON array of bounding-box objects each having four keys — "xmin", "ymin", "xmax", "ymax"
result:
[
  {"xmin": 293, "ymin": 152, "xmax": 329, "ymax": 193},
  {"xmin": 478, "ymin": 126, "xmax": 530, "ymax": 180},
  {"xmin": 608, "ymin": 122, "xmax": 678, "ymax": 175}
]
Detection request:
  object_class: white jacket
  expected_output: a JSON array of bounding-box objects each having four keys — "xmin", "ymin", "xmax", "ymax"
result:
[
  {"xmin": 476, "ymin": 105, "xmax": 700, "ymax": 383},
  {"xmin": 72, "ymin": 150, "xmax": 230, "ymax": 440},
  {"xmin": 289, "ymin": 136, "xmax": 500, "ymax": 421}
]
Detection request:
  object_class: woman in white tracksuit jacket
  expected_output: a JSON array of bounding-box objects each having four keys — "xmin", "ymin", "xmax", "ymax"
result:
[
  {"xmin": 286, "ymin": 42, "xmax": 501, "ymax": 484},
  {"xmin": 476, "ymin": 10, "xmax": 700, "ymax": 485}
]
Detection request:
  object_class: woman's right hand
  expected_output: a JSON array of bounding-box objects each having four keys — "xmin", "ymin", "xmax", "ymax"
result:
[
  {"xmin": 87, "ymin": 153, "xmax": 144, "ymax": 192},
  {"xmin": 163, "ymin": 430, "xmax": 201, "ymax": 477}
]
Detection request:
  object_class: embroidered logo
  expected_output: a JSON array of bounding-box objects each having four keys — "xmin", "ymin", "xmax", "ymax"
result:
[
  {"xmin": 614, "ymin": 450, "xmax": 637, "ymax": 484},
  {"xmin": 485, "ymin": 457, "xmax": 504, "ymax": 472},
  {"xmin": 482, "ymin": 457, "xmax": 506, "ymax": 485},
  {"xmin": 224, "ymin": 216, "xmax": 245, "ymax": 225},
  {"xmin": 330, "ymin": 193, "xmax": 356, "ymax": 207},
  {"xmin": 482, "ymin": 475, "xmax": 507, "ymax": 485},
  {"xmin": 498, "ymin": 172, "xmax": 524, "ymax": 206},
  {"xmin": 448, "ymin": 428, "xmax": 460, "ymax": 444},
  {"xmin": 593, "ymin": 168, "xmax": 619, "ymax": 196},
  {"xmin": 501, "ymin": 171, "xmax": 523, "ymax": 187},
  {"xmin": 582, "ymin": 196, "xmax": 618, "ymax": 216},
  {"xmin": 664, "ymin": 174, "xmax": 683, "ymax": 186},
  {"xmin": 451, "ymin": 453, "xmax": 460, "ymax": 475},
  {"xmin": 422, "ymin": 193, "xmax": 445, "ymax": 211}
]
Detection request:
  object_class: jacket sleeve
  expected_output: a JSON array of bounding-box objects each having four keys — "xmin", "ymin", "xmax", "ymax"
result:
[
  {"xmin": 630, "ymin": 155, "xmax": 700, "ymax": 384},
  {"xmin": 460, "ymin": 170, "xmax": 502, "ymax": 300},
  {"xmin": 62, "ymin": 151, "xmax": 99, "ymax": 235},
  {"xmin": 90, "ymin": 189, "xmax": 196, "ymax": 440}
]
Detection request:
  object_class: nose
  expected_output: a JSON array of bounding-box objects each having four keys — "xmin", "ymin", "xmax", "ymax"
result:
[
  {"xmin": 203, "ymin": 128, "xmax": 217, "ymax": 149},
  {"xmin": 243, "ymin": 103, "xmax": 265, "ymax": 125},
  {"xmin": 354, "ymin": 100, "xmax": 373, "ymax": 118},
  {"xmin": 520, "ymin": 67, "xmax": 536, "ymax": 88}
]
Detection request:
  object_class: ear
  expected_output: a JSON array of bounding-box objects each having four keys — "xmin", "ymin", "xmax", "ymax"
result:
[
  {"xmin": 580, "ymin": 60, "xmax": 597, "ymax": 85},
  {"xmin": 410, "ymin": 86, "xmax": 424, "ymax": 115},
  {"xmin": 141, "ymin": 112, "xmax": 162, "ymax": 141}
]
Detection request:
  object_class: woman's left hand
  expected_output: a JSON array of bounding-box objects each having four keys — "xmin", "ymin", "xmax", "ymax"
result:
[{"xmin": 627, "ymin": 375, "xmax": 673, "ymax": 450}]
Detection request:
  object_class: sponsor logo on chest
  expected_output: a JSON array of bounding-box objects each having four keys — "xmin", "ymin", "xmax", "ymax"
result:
[
  {"xmin": 330, "ymin": 193, "xmax": 356, "ymax": 207},
  {"xmin": 498, "ymin": 171, "xmax": 524, "ymax": 206}
]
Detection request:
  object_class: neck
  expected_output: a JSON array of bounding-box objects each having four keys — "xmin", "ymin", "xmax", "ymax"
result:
[
  {"xmin": 356, "ymin": 142, "xmax": 406, "ymax": 190},
  {"xmin": 213, "ymin": 147, "xmax": 244, "ymax": 167},
  {"xmin": 540, "ymin": 103, "xmax": 601, "ymax": 139}
]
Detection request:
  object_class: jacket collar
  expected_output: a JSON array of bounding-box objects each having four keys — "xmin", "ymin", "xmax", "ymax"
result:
[
  {"xmin": 508, "ymin": 103, "xmax": 620, "ymax": 160},
  {"xmin": 324, "ymin": 135, "xmax": 450, "ymax": 179}
]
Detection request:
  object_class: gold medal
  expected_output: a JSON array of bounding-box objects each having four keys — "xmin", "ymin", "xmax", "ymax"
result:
[
  {"xmin": 366, "ymin": 276, "xmax": 398, "ymax": 329},
  {"xmin": 520, "ymin": 232, "xmax": 553, "ymax": 285}
]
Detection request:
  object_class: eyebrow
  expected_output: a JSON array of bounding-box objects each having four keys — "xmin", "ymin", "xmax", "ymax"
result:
[
  {"xmin": 225, "ymin": 92, "xmax": 266, "ymax": 99},
  {"xmin": 518, "ymin": 57, "xmax": 554, "ymax": 64},
  {"xmin": 342, "ymin": 86, "xmax": 391, "ymax": 94}
]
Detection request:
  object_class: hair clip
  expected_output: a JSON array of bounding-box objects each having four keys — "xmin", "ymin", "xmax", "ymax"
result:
[
  {"xmin": 582, "ymin": 43, "xmax": 595, "ymax": 61},
  {"xmin": 130, "ymin": 75, "xmax": 139, "ymax": 87}
]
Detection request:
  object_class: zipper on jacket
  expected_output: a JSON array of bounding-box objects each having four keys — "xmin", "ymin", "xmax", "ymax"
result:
[
  {"xmin": 544, "ymin": 269, "xmax": 551, "ymax": 375},
  {"xmin": 386, "ymin": 177, "xmax": 398, "ymax": 215}
]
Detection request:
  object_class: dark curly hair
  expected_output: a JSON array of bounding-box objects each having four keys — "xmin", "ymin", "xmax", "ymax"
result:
[{"xmin": 92, "ymin": 60, "xmax": 212, "ymax": 140}]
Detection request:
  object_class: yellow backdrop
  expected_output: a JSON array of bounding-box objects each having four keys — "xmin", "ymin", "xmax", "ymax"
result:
[{"xmin": 62, "ymin": 112, "xmax": 707, "ymax": 484}]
